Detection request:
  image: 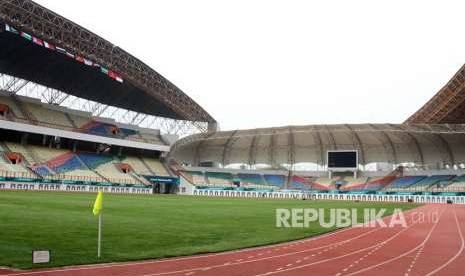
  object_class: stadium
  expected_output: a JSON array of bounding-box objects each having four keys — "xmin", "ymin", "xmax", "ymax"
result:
[{"xmin": 0, "ymin": 1, "xmax": 464, "ymax": 275}]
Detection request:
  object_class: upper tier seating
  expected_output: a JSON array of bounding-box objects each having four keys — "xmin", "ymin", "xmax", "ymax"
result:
[
  {"xmin": 24, "ymin": 102, "xmax": 73, "ymax": 129},
  {"xmin": 139, "ymin": 132, "xmax": 165, "ymax": 144},
  {"xmin": 78, "ymin": 121, "xmax": 114, "ymax": 137},
  {"xmin": 67, "ymin": 113, "xmax": 91, "ymax": 129},
  {"xmin": 264, "ymin": 174, "xmax": 286, "ymax": 187},
  {"xmin": 0, "ymin": 95, "xmax": 166, "ymax": 146},
  {"xmin": 0, "ymin": 96, "xmax": 24, "ymax": 118},
  {"xmin": 119, "ymin": 128, "xmax": 140, "ymax": 140}
]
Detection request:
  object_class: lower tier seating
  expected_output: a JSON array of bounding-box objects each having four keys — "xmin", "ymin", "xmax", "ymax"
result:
[
  {"xmin": 264, "ymin": 174, "xmax": 286, "ymax": 187},
  {"xmin": 205, "ymin": 172, "xmax": 233, "ymax": 186},
  {"xmin": 384, "ymin": 176, "xmax": 426, "ymax": 190}
]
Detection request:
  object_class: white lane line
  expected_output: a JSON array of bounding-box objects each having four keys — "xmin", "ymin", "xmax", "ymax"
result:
[
  {"xmin": 341, "ymin": 207, "xmax": 445, "ymax": 276},
  {"xmin": 403, "ymin": 245, "xmax": 423, "ymax": 276},
  {"xmin": 252, "ymin": 206, "xmax": 442, "ymax": 276},
  {"xmin": 133, "ymin": 226, "xmax": 383, "ymax": 276},
  {"xmin": 424, "ymin": 212, "xmax": 464, "ymax": 276}
]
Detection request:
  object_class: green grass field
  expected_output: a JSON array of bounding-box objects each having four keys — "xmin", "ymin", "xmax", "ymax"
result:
[{"xmin": 0, "ymin": 191, "xmax": 418, "ymax": 269}]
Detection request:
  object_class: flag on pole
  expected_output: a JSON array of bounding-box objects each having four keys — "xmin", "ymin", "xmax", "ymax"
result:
[
  {"xmin": 32, "ymin": 37, "xmax": 43, "ymax": 46},
  {"xmin": 115, "ymin": 75, "xmax": 123, "ymax": 83},
  {"xmin": 108, "ymin": 70, "xmax": 117, "ymax": 79},
  {"xmin": 83, "ymin": 58, "xmax": 93, "ymax": 66},
  {"xmin": 5, "ymin": 24, "xmax": 19, "ymax": 34},
  {"xmin": 93, "ymin": 191, "xmax": 103, "ymax": 216},
  {"xmin": 43, "ymin": 41, "xmax": 55, "ymax": 50},
  {"xmin": 75, "ymin": 55, "xmax": 84, "ymax": 63},
  {"xmin": 92, "ymin": 191, "xmax": 104, "ymax": 258},
  {"xmin": 20, "ymin": 31, "xmax": 32, "ymax": 40},
  {"xmin": 56, "ymin": 46, "xmax": 66, "ymax": 54}
]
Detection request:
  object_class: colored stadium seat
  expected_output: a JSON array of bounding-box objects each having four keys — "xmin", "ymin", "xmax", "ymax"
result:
[
  {"xmin": 408, "ymin": 175, "xmax": 455, "ymax": 191},
  {"xmin": 0, "ymin": 95, "xmax": 166, "ymax": 146},
  {"xmin": 430, "ymin": 175, "xmax": 465, "ymax": 192},
  {"xmin": 186, "ymin": 171, "xmax": 208, "ymax": 186},
  {"xmin": 338, "ymin": 177, "xmax": 368, "ymax": 191},
  {"xmin": 205, "ymin": 172, "xmax": 233, "ymax": 187},
  {"xmin": 291, "ymin": 175, "xmax": 319, "ymax": 190},
  {"xmin": 310, "ymin": 177, "xmax": 332, "ymax": 190},
  {"xmin": 4, "ymin": 142, "xmax": 37, "ymax": 165},
  {"xmin": 141, "ymin": 158, "xmax": 170, "ymax": 176},
  {"xmin": 78, "ymin": 121, "xmax": 113, "ymax": 136},
  {"xmin": 264, "ymin": 174, "xmax": 286, "ymax": 187},
  {"xmin": 24, "ymin": 102, "xmax": 73, "ymax": 129},
  {"xmin": 384, "ymin": 176, "xmax": 426, "ymax": 190}
]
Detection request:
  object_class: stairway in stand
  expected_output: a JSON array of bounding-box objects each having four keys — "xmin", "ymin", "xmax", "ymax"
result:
[{"xmin": 10, "ymin": 95, "xmax": 38, "ymax": 124}]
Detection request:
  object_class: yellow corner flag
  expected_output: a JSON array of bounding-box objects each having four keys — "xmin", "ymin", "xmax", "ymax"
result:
[{"xmin": 93, "ymin": 191, "xmax": 103, "ymax": 216}]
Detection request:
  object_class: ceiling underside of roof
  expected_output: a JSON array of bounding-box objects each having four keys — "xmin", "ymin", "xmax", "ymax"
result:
[
  {"xmin": 0, "ymin": 0, "xmax": 215, "ymax": 123},
  {"xmin": 0, "ymin": 31, "xmax": 182, "ymax": 119},
  {"xmin": 170, "ymin": 123, "xmax": 465, "ymax": 166},
  {"xmin": 406, "ymin": 64, "xmax": 465, "ymax": 124}
]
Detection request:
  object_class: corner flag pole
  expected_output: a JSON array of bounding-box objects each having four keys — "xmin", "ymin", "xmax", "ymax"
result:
[
  {"xmin": 98, "ymin": 212, "xmax": 102, "ymax": 258},
  {"xmin": 92, "ymin": 191, "xmax": 103, "ymax": 258}
]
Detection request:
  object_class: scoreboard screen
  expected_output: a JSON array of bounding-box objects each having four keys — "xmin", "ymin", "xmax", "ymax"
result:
[{"xmin": 327, "ymin": 151, "xmax": 357, "ymax": 168}]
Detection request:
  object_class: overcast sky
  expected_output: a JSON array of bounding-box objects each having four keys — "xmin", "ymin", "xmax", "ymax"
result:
[{"xmin": 35, "ymin": 0, "xmax": 465, "ymax": 131}]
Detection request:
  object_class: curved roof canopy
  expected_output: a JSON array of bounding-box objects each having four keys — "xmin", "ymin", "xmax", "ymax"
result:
[
  {"xmin": 406, "ymin": 64, "xmax": 465, "ymax": 124},
  {"xmin": 170, "ymin": 124, "xmax": 465, "ymax": 168},
  {"xmin": 0, "ymin": 0, "xmax": 215, "ymax": 123}
]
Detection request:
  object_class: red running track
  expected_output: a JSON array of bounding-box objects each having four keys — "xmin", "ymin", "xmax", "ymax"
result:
[{"xmin": 1, "ymin": 204, "xmax": 463, "ymax": 276}]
